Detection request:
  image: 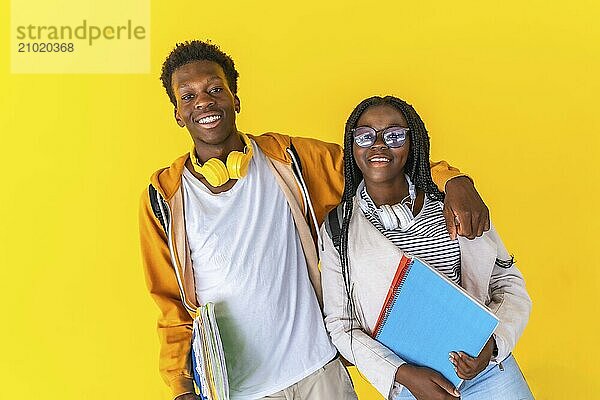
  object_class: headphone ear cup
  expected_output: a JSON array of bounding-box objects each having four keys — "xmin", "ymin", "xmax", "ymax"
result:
[
  {"xmin": 391, "ymin": 203, "xmax": 415, "ymax": 231},
  {"xmin": 377, "ymin": 205, "xmax": 399, "ymax": 230},
  {"xmin": 226, "ymin": 151, "xmax": 250, "ymax": 179},
  {"xmin": 199, "ymin": 158, "xmax": 229, "ymax": 187}
]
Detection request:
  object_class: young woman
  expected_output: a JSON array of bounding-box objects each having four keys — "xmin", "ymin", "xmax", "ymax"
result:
[{"xmin": 320, "ymin": 96, "xmax": 533, "ymax": 400}]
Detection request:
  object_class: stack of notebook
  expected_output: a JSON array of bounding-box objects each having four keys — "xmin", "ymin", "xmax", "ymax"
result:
[{"xmin": 191, "ymin": 302, "xmax": 229, "ymax": 400}]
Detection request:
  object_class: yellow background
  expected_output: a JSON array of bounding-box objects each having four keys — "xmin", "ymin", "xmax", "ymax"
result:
[{"xmin": 1, "ymin": 0, "xmax": 598, "ymax": 398}]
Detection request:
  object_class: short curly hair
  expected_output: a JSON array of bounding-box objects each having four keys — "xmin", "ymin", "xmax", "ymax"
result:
[{"xmin": 160, "ymin": 40, "xmax": 239, "ymax": 107}]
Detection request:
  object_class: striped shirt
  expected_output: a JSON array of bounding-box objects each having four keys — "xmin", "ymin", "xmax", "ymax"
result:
[{"xmin": 359, "ymin": 186, "xmax": 462, "ymax": 285}]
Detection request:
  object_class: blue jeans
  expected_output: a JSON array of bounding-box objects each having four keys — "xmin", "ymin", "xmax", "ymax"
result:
[{"xmin": 393, "ymin": 354, "xmax": 534, "ymax": 400}]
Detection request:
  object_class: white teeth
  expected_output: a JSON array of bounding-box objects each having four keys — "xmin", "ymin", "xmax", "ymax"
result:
[
  {"xmin": 197, "ymin": 115, "xmax": 221, "ymax": 124},
  {"xmin": 370, "ymin": 157, "xmax": 390, "ymax": 162}
]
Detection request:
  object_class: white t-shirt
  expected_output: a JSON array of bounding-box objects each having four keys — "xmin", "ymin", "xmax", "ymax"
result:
[{"xmin": 181, "ymin": 142, "xmax": 336, "ymax": 399}]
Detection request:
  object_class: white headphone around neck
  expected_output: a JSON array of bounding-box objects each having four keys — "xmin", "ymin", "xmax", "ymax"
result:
[{"xmin": 358, "ymin": 175, "xmax": 417, "ymax": 231}]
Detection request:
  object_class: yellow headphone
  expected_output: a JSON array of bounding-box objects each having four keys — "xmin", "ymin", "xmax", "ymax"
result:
[{"xmin": 189, "ymin": 133, "xmax": 254, "ymax": 187}]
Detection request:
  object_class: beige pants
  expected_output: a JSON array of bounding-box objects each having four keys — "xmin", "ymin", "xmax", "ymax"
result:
[{"xmin": 261, "ymin": 358, "xmax": 358, "ymax": 400}]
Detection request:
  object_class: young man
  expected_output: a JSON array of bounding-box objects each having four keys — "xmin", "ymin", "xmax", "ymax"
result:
[{"xmin": 139, "ymin": 41, "xmax": 489, "ymax": 400}]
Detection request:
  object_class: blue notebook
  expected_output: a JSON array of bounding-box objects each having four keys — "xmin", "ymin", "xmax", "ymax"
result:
[{"xmin": 372, "ymin": 256, "xmax": 499, "ymax": 388}]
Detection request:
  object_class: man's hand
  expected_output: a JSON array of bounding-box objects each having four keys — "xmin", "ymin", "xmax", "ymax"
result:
[
  {"xmin": 174, "ymin": 394, "xmax": 200, "ymax": 400},
  {"xmin": 443, "ymin": 176, "xmax": 490, "ymax": 240},
  {"xmin": 449, "ymin": 337, "xmax": 495, "ymax": 380},
  {"xmin": 396, "ymin": 364, "xmax": 460, "ymax": 400}
]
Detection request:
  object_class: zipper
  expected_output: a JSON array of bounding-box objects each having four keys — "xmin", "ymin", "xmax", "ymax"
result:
[{"xmin": 156, "ymin": 191, "xmax": 196, "ymax": 313}]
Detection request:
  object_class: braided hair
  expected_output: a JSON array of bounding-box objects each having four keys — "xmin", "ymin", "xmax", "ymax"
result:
[{"xmin": 339, "ymin": 96, "xmax": 444, "ymax": 329}]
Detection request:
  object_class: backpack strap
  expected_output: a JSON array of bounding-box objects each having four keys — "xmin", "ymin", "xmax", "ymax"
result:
[
  {"xmin": 287, "ymin": 141, "xmax": 323, "ymax": 249},
  {"xmin": 287, "ymin": 141, "xmax": 309, "ymax": 219},
  {"xmin": 288, "ymin": 141, "xmax": 303, "ymax": 174},
  {"xmin": 324, "ymin": 204, "xmax": 344, "ymax": 256},
  {"xmin": 148, "ymin": 184, "xmax": 167, "ymax": 234}
]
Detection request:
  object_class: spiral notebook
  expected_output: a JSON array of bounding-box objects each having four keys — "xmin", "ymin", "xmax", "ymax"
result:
[{"xmin": 372, "ymin": 255, "xmax": 499, "ymax": 388}]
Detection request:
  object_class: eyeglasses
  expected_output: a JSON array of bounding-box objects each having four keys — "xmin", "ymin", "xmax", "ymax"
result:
[{"xmin": 352, "ymin": 126, "xmax": 409, "ymax": 148}]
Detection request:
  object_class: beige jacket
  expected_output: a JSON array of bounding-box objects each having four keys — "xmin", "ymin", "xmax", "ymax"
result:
[{"xmin": 320, "ymin": 197, "xmax": 532, "ymax": 398}]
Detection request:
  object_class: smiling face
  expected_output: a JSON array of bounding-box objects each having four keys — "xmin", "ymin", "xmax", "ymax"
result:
[
  {"xmin": 352, "ymin": 104, "xmax": 411, "ymax": 187},
  {"xmin": 172, "ymin": 60, "xmax": 240, "ymax": 149}
]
